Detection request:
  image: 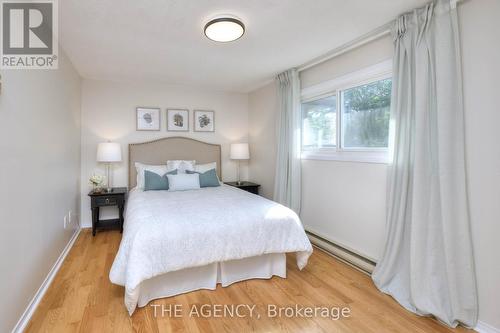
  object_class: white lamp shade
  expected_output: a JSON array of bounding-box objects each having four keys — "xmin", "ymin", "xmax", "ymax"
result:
[
  {"xmin": 97, "ymin": 142, "xmax": 122, "ymax": 162},
  {"xmin": 230, "ymin": 143, "xmax": 250, "ymax": 160}
]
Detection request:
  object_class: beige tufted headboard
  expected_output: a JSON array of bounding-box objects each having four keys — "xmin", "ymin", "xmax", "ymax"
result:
[{"xmin": 128, "ymin": 136, "xmax": 222, "ymax": 188}]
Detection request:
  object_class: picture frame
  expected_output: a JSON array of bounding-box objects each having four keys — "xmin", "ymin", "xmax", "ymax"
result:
[
  {"xmin": 193, "ymin": 110, "xmax": 215, "ymax": 132},
  {"xmin": 136, "ymin": 107, "xmax": 160, "ymax": 131},
  {"xmin": 167, "ymin": 109, "xmax": 189, "ymax": 132}
]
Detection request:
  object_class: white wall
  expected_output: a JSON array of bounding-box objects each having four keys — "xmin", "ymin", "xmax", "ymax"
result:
[
  {"xmin": 0, "ymin": 50, "xmax": 81, "ymax": 332},
  {"xmin": 248, "ymin": 0, "xmax": 500, "ymax": 328},
  {"xmin": 80, "ymin": 79, "xmax": 249, "ymax": 227},
  {"xmin": 301, "ymin": 160, "xmax": 387, "ymax": 260}
]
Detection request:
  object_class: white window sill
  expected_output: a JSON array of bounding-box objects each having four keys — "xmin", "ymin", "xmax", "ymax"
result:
[{"xmin": 301, "ymin": 150, "xmax": 389, "ymax": 164}]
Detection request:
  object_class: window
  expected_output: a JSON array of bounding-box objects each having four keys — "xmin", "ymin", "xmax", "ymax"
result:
[
  {"xmin": 341, "ymin": 79, "xmax": 392, "ymax": 149},
  {"xmin": 301, "ymin": 63, "xmax": 392, "ymax": 163},
  {"xmin": 302, "ymin": 94, "xmax": 336, "ymax": 150}
]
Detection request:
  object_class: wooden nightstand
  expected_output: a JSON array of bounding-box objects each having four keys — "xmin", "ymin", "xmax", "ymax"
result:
[
  {"xmin": 88, "ymin": 187, "xmax": 127, "ymax": 236},
  {"xmin": 224, "ymin": 181, "xmax": 260, "ymax": 195}
]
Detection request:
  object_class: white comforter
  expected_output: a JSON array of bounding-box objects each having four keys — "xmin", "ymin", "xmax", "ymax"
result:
[{"xmin": 109, "ymin": 185, "xmax": 313, "ymax": 314}]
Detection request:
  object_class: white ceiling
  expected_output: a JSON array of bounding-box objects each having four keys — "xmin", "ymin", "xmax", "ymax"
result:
[{"xmin": 60, "ymin": 0, "xmax": 428, "ymax": 93}]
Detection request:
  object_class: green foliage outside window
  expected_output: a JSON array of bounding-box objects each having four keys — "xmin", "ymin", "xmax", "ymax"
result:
[{"xmin": 342, "ymin": 79, "xmax": 392, "ymax": 148}]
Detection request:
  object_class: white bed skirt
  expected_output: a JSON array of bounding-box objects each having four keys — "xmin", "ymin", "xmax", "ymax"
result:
[{"xmin": 132, "ymin": 253, "xmax": 287, "ymax": 310}]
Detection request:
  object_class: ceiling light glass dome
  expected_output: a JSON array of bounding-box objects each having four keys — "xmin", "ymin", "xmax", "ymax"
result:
[{"xmin": 204, "ymin": 17, "xmax": 245, "ymax": 42}]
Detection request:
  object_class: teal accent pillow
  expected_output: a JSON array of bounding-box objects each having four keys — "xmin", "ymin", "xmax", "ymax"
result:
[
  {"xmin": 186, "ymin": 169, "xmax": 220, "ymax": 188},
  {"xmin": 144, "ymin": 169, "xmax": 177, "ymax": 191}
]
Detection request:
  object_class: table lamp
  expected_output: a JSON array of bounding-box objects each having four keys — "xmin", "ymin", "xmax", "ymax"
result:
[
  {"xmin": 97, "ymin": 142, "xmax": 122, "ymax": 192},
  {"xmin": 230, "ymin": 143, "xmax": 250, "ymax": 185}
]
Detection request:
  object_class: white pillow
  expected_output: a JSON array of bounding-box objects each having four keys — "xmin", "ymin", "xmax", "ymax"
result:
[
  {"xmin": 194, "ymin": 162, "xmax": 217, "ymax": 173},
  {"xmin": 166, "ymin": 160, "xmax": 195, "ymax": 173},
  {"xmin": 135, "ymin": 162, "xmax": 167, "ymax": 190},
  {"xmin": 167, "ymin": 174, "xmax": 201, "ymax": 191}
]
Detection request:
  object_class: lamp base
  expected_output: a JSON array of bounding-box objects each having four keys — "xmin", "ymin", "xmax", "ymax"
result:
[{"xmin": 105, "ymin": 163, "xmax": 113, "ymax": 193}]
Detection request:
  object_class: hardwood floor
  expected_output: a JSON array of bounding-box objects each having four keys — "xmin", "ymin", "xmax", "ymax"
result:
[{"xmin": 26, "ymin": 229, "xmax": 473, "ymax": 333}]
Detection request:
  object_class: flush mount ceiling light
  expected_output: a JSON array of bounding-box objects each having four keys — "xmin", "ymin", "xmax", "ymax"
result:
[{"xmin": 204, "ymin": 16, "xmax": 245, "ymax": 42}]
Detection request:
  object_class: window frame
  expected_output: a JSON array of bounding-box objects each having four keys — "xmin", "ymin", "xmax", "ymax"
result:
[{"xmin": 300, "ymin": 60, "xmax": 392, "ymax": 164}]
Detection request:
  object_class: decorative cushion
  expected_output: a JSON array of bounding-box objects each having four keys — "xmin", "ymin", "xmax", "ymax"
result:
[
  {"xmin": 166, "ymin": 173, "xmax": 201, "ymax": 191},
  {"xmin": 166, "ymin": 160, "xmax": 195, "ymax": 173},
  {"xmin": 144, "ymin": 169, "xmax": 177, "ymax": 191},
  {"xmin": 186, "ymin": 169, "xmax": 220, "ymax": 188},
  {"xmin": 135, "ymin": 162, "xmax": 168, "ymax": 190},
  {"xmin": 194, "ymin": 162, "xmax": 217, "ymax": 173}
]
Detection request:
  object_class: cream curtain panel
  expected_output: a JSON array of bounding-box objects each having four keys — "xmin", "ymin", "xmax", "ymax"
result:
[
  {"xmin": 273, "ymin": 69, "xmax": 302, "ymax": 213},
  {"xmin": 372, "ymin": 0, "xmax": 478, "ymax": 328}
]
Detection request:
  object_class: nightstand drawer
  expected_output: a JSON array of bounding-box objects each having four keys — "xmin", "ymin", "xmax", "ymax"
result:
[{"xmin": 93, "ymin": 196, "xmax": 122, "ymax": 207}]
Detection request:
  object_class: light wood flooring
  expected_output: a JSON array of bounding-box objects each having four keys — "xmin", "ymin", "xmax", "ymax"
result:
[{"xmin": 25, "ymin": 229, "xmax": 474, "ymax": 332}]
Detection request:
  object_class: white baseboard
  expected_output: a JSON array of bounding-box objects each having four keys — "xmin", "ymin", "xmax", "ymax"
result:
[
  {"xmin": 306, "ymin": 230, "xmax": 376, "ymax": 274},
  {"xmin": 11, "ymin": 228, "xmax": 81, "ymax": 333},
  {"xmin": 476, "ymin": 321, "xmax": 500, "ymax": 333}
]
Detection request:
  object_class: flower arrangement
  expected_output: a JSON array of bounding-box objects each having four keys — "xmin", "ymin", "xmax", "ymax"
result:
[{"xmin": 89, "ymin": 174, "xmax": 105, "ymax": 192}]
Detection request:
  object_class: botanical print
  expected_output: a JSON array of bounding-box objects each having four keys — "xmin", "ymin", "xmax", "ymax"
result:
[
  {"xmin": 173, "ymin": 114, "xmax": 183, "ymax": 127},
  {"xmin": 194, "ymin": 110, "xmax": 215, "ymax": 132},
  {"xmin": 167, "ymin": 109, "xmax": 189, "ymax": 131},
  {"xmin": 137, "ymin": 107, "xmax": 160, "ymax": 131},
  {"xmin": 198, "ymin": 114, "xmax": 210, "ymax": 128},
  {"xmin": 143, "ymin": 113, "xmax": 152, "ymax": 124}
]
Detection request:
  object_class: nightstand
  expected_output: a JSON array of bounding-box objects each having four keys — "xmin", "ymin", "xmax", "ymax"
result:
[
  {"xmin": 88, "ymin": 187, "xmax": 127, "ymax": 236},
  {"xmin": 224, "ymin": 181, "xmax": 260, "ymax": 195}
]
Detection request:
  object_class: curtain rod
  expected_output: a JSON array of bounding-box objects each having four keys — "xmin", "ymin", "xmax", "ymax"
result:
[{"xmin": 297, "ymin": 0, "xmax": 464, "ymax": 73}]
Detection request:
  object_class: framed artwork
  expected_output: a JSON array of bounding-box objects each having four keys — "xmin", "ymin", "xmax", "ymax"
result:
[
  {"xmin": 136, "ymin": 107, "xmax": 160, "ymax": 131},
  {"xmin": 193, "ymin": 110, "xmax": 215, "ymax": 132},
  {"xmin": 167, "ymin": 109, "xmax": 189, "ymax": 131}
]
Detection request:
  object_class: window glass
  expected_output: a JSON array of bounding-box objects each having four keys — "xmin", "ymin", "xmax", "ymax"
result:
[
  {"xmin": 302, "ymin": 95, "xmax": 337, "ymax": 149},
  {"xmin": 341, "ymin": 79, "xmax": 392, "ymax": 149}
]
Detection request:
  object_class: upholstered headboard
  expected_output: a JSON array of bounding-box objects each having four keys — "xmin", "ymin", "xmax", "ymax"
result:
[{"xmin": 128, "ymin": 136, "xmax": 222, "ymax": 188}]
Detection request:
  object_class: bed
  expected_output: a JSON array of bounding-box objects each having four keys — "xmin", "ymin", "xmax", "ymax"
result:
[{"xmin": 109, "ymin": 137, "xmax": 313, "ymax": 315}]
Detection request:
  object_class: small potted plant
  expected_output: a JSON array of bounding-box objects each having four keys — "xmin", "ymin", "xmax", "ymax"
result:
[{"xmin": 89, "ymin": 174, "xmax": 105, "ymax": 193}]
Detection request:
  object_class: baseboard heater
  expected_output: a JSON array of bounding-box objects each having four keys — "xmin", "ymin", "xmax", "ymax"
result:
[{"xmin": 306, "ymin": 230, "xmax": 376, "ymax": 274}]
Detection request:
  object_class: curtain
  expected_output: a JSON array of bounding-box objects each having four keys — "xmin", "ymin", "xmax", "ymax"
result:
[
  {"xmin": 274, "ymin": 69, "xmax": 301, "ymax": 213},
  {"xmin": 372, "ymin": 0, "xmax": 478, "ymax": 328}
]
